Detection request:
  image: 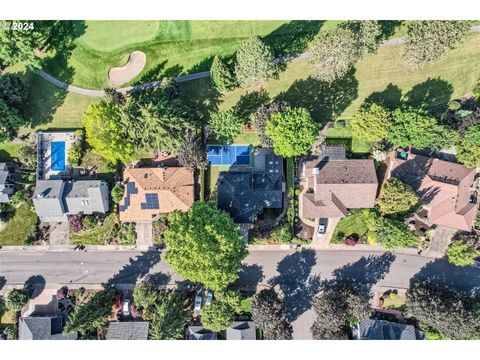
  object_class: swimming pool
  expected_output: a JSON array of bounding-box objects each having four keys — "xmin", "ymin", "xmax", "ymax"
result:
[{"xmin": 50, "ymin": 141, "xmax": 66, "ymax": 171}]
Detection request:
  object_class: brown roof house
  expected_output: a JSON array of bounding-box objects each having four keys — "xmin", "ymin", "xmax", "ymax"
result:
[
  {"xmin": 299, "ymin": 146, "xmax": 378, "ymax": 220},
  {"xmin": 119, "ymin": 167, "xmax": 194, "ymax": 222},
  {"xmin": 388, "ymin": 151, "xmax": 478, "ymax": 231}
]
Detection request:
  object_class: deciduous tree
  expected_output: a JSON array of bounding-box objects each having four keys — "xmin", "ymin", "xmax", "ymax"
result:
[
  {"xmin": 446, "ymin": 236, "xmax": 480, "ymax": 267},
  {"xmin": 375, "ymin": 217, "xmax": 420, "ymax": 250},
  {"xmin": 0, "ymin": 74, "xmax": 27, "ymax": 109},
  {"xmin": 110, "ymin": 183, "xmax": 125, "ymax": 204},
  {"xmin": 208, "ymin": 110, "xmax": 243, "ymax": 144},
  {"xmin": 251, "ymin": 101, "xmax": 288, "ymax": 147},
  {"xmin": 177, "ymin": 132, "xmax": 208, "ymax": 171},
  {"xmin": 251, "ymin": 288, "xmax": 293, "ymax": 340},
  {"xmin": 403, "ymin": 21, "xmax": 471, "ymax": 69},
  {"xmin": 457, "ymin": 125, "xmax": 480, "ymax": 168},
  {"xmin": 349, "ymin": 103, "xmax": 390, "ymax": 142},
  {"xmin": 0, "ymin": 99, "xmax": 24, "ymax": 143},
  {"xmin": 234, "ymin": 36, "xmax": 276, "ymax": 89},
  {"xmin": 164, "ymin": 202, "xmax": 247, "ymax": 291},
  {"xmin": 6, "ymin": 289, "xmax": 29, "ymax": 312},
  {"xmin": 201, "ymin": 290, "xmax": 240, "ymax": 332},
  {"xmin": 266, "ymin": 107, "xmax": 319, "ymax": 157},
  {"xmin": 376, "ymin": 177, "xmax": 419, "ymax": 215}
]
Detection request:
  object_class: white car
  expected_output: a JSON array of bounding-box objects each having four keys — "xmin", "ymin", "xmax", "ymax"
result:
[
  {"xmin": 122, "ymin": 300, "xmax": 130, "ymax": 316},
  {"xmin": 205, "ymin": 291, "xmax": 213, "ymax": 305},
  {"xmin": 317, "ymin": 219, "xmax": 328, "ymax": 235},
  {"xmin": 194, "ymin": 295, "xmax": 202, "ymax": 312}
]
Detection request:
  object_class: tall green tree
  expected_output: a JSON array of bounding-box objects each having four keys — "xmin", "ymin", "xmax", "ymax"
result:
[
  {"xmin": 210, "ymin": 56, "xmax": 236, "ymax": 92},
  {"xmin": 250, "ymin": 288, "xmax": 293, "ymax": 340},
  {"xmin": 64, "ymin": 288, "xmax": 115, "ymax": 337},
  {"xmin": 266, "ymin": 107, "xmax": 319, "ymax": 157},
  {"xmin": 251, "ymin": 101, "xmax": 288, "ymax": 147},
  {"xmin": 403, "ymin": 21, "xmax": 472, "ymax": 69},
  {"xmin": 387, "ymin": 107, "xmax": 458, "ymax": 149},
  {"xmin": 376, "ymin": 177, "xmax": 419, "ymax": 215},
  {"xmin": 164, "ymin": 202, "xmax": 247, "ymax": 291},
  {"xmin": 234, "ymin": 36, "xmax": 276, "ymax": 89},
  {"xmin": 0, "ymin": 99, "xmax": 24, "ymax": 143},
  {"xmin": 406, "ymin": 280, "xmax": 480, "ymax": 339},
  {"xmin": 149, "ymin": 290, "xmax": 191, "ymax": 340},
  {"xmin": 311, "ymin": 282, "xmax": 372, "ymax": 340},
  {"xmin": 446, "ymin": 237, "xmax": 480, "ymax": 267},
  {"xmin": 0, "ymin": 74, "xmax": 27, "ymax": 108},
  {"xmin": 83, "ymin": 101, "xmax": 134, "ymax": 164},
  {"xmin": 132, "ymin": 282, "xmax": 160, "ymax": 320},
  {"xmin": 375, "ymin": 217, "xmax": 420, "ymax": 250},
  {"xmin": 208, "ymin": 110, "xmax": 243, "ymax": 144},
  {"xmin": 201, "ymin": 290, "xmax": 240, "ymax": 332},
  {"xmin": 349, "ymin": 103, "xmax": 391, "ymax": 142},
  {"xmin": 342, "ymin": 20, "xmax": 382, "ymax": 55},
  {"xmin": 6, "ymin": 289, "xmax": 30, "ymax": 312},
  {"xmin": 457, "ymin": 125, "xmax": 480, "ymax": 168}
]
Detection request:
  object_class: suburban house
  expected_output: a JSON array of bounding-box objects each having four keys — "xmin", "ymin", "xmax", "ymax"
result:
[
  {"xmin": 18, "ymin": 316, "xmax": 78, "ymax": 340},
  {"xmin": 226, "ymin": 321, "xmax": 256, "ymax": 340},
  {"xmin": 119, "ymin": 166, "xmax": 194, "ymax": 222},
  {"xmin": 217, "ymin": 152, "xmax": 285, "ymax": 224},
  {"xmin": 0, "ymin": 163, "xmax": 14, "ymax": 203},
  {"xmin": 299, "ymin": 145, "xmax": 378, "ymax": 224},
  {"xmin": 33, "ymin": 179, "xmax": 109, "ymax": 223},
  {"xmin": 106, "ymin": 321, "xmax": 150, "ymax": 340},
  {"xmin": 353, "ymin": 319, "xmax": 424, "ymax": 340},
  {"xmin": 388, "ymin": 150, "xmax": 478, "ymax": 231},
  {"xmin": 186, "ymin": 326, "xmax": 218, "ymax": 340}
]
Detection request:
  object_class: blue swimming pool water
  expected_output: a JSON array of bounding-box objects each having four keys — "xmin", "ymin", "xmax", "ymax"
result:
[{"xmin": 50, "ymin": 141, "xmax": 66, "ymax": 171}]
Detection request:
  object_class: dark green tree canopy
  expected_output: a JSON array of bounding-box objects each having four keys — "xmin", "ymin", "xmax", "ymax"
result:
[
  {"xmin": 0, "ymin": 99, "xmax": 24, "ymax": 143},
  {"xmin": 457, "ymin": 125, "xmax": 480, "ymax": 168},
  {"xmin": 251, "ymin": 101, "xmax": 288, "ymax": 147},
  {"xmin": 6, "ymin": 288, "xmax": 30, "ymax": 312},
  {"xmin": 265, "ymin": 106, "xmax": 319, "ymax": 157},
  {"xmin": 208, "ymin": 110, "xmax": 243, "ymax": 144},
  {"xmin": 0, "ymin": 74, "xmax": 27, "ymax": 109},
  {"xmin": 234, "ymin": 36, "xmax": 276, "ymax": 89},
  {"xmin": 403, "ymin": 21, "xmax": 472, "ymax": 69},
  {"xmin": 177, "ymin": 132, "xmax": 208, "ymax": 171},
  {"xmin": 201, "ymin": 290, "xmax": 240, "ymax": 332},
  {"xmin": 164, "ymin": 202, "xmax": 247, "ymax": 291},
  {"xmin": 375, "ymin": 217, "xmax": 420, "ymax": 250},
  {"xmin": 210, "ymin": 55, "xmax": 236, "ymax": 92},
  {"xmin": 376, "ymin": 177, "xmax": 419, "ymax": 215},
  {"xmin": 250, "ymin": 288, "xmax": 293, "ymax": 340}
]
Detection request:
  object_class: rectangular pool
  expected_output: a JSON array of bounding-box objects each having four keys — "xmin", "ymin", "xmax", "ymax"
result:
[{"xmin": 50, "ymin": 141, "xmax": 66, "ymax": 171}]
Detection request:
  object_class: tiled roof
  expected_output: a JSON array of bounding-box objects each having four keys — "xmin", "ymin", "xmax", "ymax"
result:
[
  {"xmin": 390, "ymin": 153, "xmax": 478, "ymax": 231},
  {"xmin": 301, "ymin": 158, "xmax": 378, "ymax": 219},
  {"xmin": 119, "ymin": 167, "xmax": 194, "ymax": 222}
]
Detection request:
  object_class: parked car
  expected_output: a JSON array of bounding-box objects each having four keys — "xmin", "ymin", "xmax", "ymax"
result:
[
  {"xmin": 205, "ymin": 290, "xmax": 213, "ymax": 305},
  {"xmin": 194, "ymin": 295, "xmax": 202, "ymax": 312},
  {"xmin": 122, "ymin": 299, "xmax": 130, "ymax": 316},
  {"xmin": 317, "ymin": 218, "xmax": 328, "ymax": 235}
]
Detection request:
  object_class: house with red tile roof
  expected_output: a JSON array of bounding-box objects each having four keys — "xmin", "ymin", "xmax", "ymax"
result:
[
  {"xmin": 388, "ymin": 151, "xmax": 478, "ymax": 231},
  {"xmin": 299, "ymin": 147, "xmax": 379, "ymax": 220},
  {"xmin": 119, "ymin": 167, "xmax": 194, "ymax": 222}
]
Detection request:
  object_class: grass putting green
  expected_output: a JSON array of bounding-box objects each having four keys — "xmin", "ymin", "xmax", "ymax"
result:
[{"xmin": 0, "ymin": 204, "xmax": 38, "ymax": 246}]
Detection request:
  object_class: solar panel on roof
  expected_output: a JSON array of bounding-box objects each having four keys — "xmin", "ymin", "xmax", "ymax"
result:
[
  {"xmin": 141, "ymin": 193, "xmax": 159, "ymax": 210},
  {"xmin": 127, "ymin": 182, "xmax": 138, "ymax": 195}
]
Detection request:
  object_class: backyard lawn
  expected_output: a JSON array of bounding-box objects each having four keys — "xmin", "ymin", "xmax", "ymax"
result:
[
  {"xmin": 0, "ymin": 143, "xmax": 23, "ymax": 162},
  {"xmin": 69, "ymin": 213, "xmax": 116, "ymax": 245},
  {"xmin": 234, "ymin": 131, "xmax": 260, "ymax": 146},
  {"xmin": 325, "ymin": 126, "xmax": 372, "ymax": 155},
  {"xmin": 206, "ymin": 165, "xmax": 229, "ymax": 196},
  {"xmin": 0, "ymin": 204, "xmax": 38, "ymax": 246}
]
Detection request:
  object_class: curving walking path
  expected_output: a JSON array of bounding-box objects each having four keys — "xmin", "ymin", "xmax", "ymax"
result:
[{"xmin": 37, "ymin": 25, "xmax": 480, "ymax": 98}]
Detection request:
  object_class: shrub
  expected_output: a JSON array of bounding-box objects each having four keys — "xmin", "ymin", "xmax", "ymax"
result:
[
  {"xmin": 110, "ymin": 183, "xmax": 125, "ymax": 204},
  {"xmin": 68, "ymin": 215, "xmax": 83, "ymax": 233},
  {"xmin": 9, "ymin": 190, "xmax": 26, "ymax": 206},
  {"xmin": 116, "ymin": 222, "xmax": 136, "ymax": 245},
  {"xmin": 446, "ymin": 239, "xmax": 480, "ymax": 267},
  {"xmin": 448, "ymin": 100, "xmax": 462, "ymax": 111},
  {"xmin": 83, "ymin": 215, "xmax": 99, "ymax": 230},
  {"xmin": 6, "ymin": 288, "xmax": 30, "ymax": 312}
]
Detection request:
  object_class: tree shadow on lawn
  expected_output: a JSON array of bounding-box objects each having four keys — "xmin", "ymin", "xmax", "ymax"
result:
[
  {"xmin": 410, "ymin": 258, "xmax": 480, "ymax": 293},
  {"xmin": 363, "ymin": 83, "xmax": 403, "ymax": 110},
  {"xmin": 263, "ymin": 20, "xmax": 325, "ymax": 60},
  {"xmin": 268, "ymin": 248, "xmax": 321, "ymax": 322},
  {"xmin": 104, "ymin": 249, "xmax": 161, "ymax": 287},
  {"xmin": 276, "ymin": 69, "xmax": 359, "ymax": 123},
  {"xmin": 326, "ymin": 252, "xmax": 396, "ymax": 293},
  {"xmin": 377, "ymin": 20, "xmax": 404, "ymax": 41},
  {"xmin": 404, "ymin": 77, "xmax": 453, "ymax": 115},
  {"xmin": 233, "ymin": 88, "xmax": 270, "ymax": 123}
]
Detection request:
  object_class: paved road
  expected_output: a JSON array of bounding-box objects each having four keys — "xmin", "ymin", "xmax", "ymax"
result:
[{"xmin": 1, "ymin": 248, "xmax": 479, "ymax": 339}]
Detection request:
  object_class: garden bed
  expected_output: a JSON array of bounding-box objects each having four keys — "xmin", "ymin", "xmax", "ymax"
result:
[{"xmin": 69, "ymin": 213, "xmax": 116, "ymax": 245}]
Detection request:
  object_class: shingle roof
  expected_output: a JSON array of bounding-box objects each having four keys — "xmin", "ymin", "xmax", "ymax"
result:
[
  {"xmin": 106, "ymin": 321, "xmax": 150, "ymax": 340},
  {"xmin": 226, "ymin": 321, "xmax": 256, "ymax": 340},
  {"xmin": 18, "ymin": 316, "xmax": 78, "ymax": 340},
  {"xmin": 0, "ymin": 163, "xmax": 9, "ymax": 185},
  {"xmin": 301, "ymin": 158, "xmax": 378, "ymax": 219},
  {"xmin": 119, "ymin": 167, "xmax": 194, "ymax": 222},
  {"xmin": 390, "ymin": 153, "xmax": 478, "ymax": 231},
  {"xmin": 356, "ymin": 320, "xmax": 424, "ymax": 340},
  {"xmin": 186, "ymin": 326, "xmax": 218, "ymax": 340},
  {"xmin": 217, "ymin": 154, "xmax": 284, "ymax": 224}
]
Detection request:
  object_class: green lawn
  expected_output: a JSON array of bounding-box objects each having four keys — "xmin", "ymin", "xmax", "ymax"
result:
[
  {"xmin": 383, "ymin": 294, "xmax": 406, "ymax": 310},
  {"xmin": 0, "ymin": 204, "xmax": 38, "ymax": 246},
  {"xmin": 233, "ymin": 131, "xmax": 260, "ymax": 146},
  {"xmin": 331, "ymin": 211, "xmax": 370, "ymax": 244},
  {"xmin": 0, "ymin": 143, "xmax": 23, "ymax": 162},
  {"xmin": 69, "ymin": 213, "xmax": 116, "ymax": 245},
  {"xmin": 325, "ymin": 126, "xmax": 372, "ymax": 155},
  {"xmin": 206, "ymin": 165, "xmax": 229, "ymax": 195}
]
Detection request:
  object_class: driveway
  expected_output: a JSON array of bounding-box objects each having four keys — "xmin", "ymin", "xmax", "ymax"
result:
[
  {"xmin": 309, "ymin": 218, "xmax": 340, "ymax": 249},
  {"xmin": 135, "ymin": 222, "xmax": 153, "ymax": 249},
  {"xmin": 425, "ymin": 225, "xmax": 456, "ymax": 258}
]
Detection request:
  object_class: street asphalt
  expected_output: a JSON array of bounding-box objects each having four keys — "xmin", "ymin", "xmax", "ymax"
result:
[{"xmin": 1, "ymin": 248, "xmax": 479, "ymax": 339}]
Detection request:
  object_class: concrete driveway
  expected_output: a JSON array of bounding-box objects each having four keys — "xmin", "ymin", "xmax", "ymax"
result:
[
  {"xmin": 309, "ymin": 218, "xmax": 340, "ymax": 249},
  {"xmin": 135, "ymin": 222, "xmax": 153, "ymax": 249},
  {"xmin": 425, "ymin": 225, "xmax": 456, "ymax": 258}
]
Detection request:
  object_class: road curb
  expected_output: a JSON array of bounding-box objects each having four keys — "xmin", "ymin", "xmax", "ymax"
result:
[{"xmin": 0, "ymin": 244, "xmax": 154, "ymax": 252}]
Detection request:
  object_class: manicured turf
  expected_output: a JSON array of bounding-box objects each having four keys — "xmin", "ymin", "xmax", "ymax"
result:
[
  {"xmin": 70, "ymin": 213, "xmax": 116, "ymax": 245},
  {"xmin": 0, "ymin": 204, "xmax": 38, "ymax": 246},
  {"xmin": 233, "ymin": 131, "xmax": 261, "ymax": 146},
  {"xmin": 331, "ymin": 211, "xmax": 370, "ymax": 244},
  {"xmin": 0, "ymin": 143, "xmax": 23, "ymax": 162},
  {"xmin": 325, "ymin": 126, "xmax": 372, "ymax": 155}
]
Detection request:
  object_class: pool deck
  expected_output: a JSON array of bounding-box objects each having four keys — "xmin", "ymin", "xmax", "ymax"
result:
[{"xmin": 36, "ymin": 131, "xmax": 77, "ymax": 180}]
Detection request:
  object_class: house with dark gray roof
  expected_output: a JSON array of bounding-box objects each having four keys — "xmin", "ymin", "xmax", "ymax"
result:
[
  {"xmin": 186, "ymin": 326, "xmax": 218, "ymax": 340},
  {"xmin": 33, "ymin": 179, "xmax": 109, "ymax": 222},
  {"xmin": 354, "ymin": 319, "xmax": 424, "ymax": 340},
  {"xmin": 217, "ymin": 153, "xmax": 285, "ymax": 224},
  {"xmin": 0, "ymin": 163, "xmax": 14, "ymax": 203},
  {"xmin": 106, "ymin": 321, "xmax": 150, "ymax": 340},
  {"xmin": 18, "ymin": 316, "xmax": 78, "ymax": 340},
  {"xmin": 226, "ymin": 321, "xmax": 256, "ymax": 340}
]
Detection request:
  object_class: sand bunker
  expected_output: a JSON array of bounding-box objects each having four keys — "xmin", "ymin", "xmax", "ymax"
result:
[{"xmin": 108, "ymin": 51, "xmax": 146, "ymax": 87}]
